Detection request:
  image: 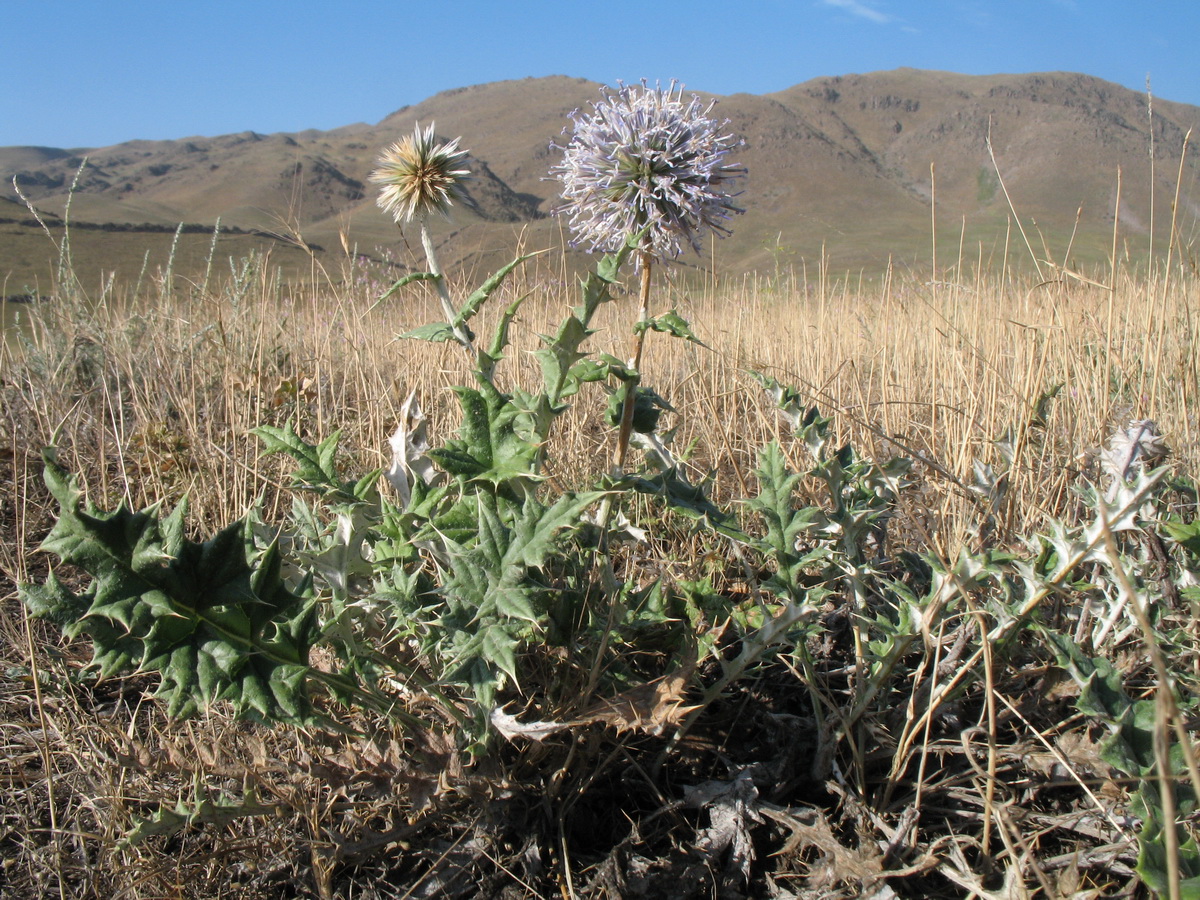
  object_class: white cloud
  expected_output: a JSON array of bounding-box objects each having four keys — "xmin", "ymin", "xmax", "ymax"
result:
[{"xmin": 820, "ymin": 0, "xmax": 893, "ymax": 24}]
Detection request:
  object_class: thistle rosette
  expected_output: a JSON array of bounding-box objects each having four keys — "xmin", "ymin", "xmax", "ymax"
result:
[
  {"xmin": 371, "ymin": 121, "xmax": 472, "ymax": 224},
  {"xmin": 551, "ymin": 80, "xmax": 745, "ymax": 263}
]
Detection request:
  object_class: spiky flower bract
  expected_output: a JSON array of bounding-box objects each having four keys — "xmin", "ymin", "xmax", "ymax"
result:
[
  {"xmin": 551, "ymin": 80, "xmax": 745, "ymax": 263},
  {"xmin": 371, "ymin": 122, "xmax": 472, "ymax": 224}
]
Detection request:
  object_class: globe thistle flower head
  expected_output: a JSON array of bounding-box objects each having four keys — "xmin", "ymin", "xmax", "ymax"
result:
[
  {"xmin": 551, "ymin": 80, "xmax": 746, "ymax": 263},
  {"xmin": 371, "ymin": 122, "xmax": 472, "ymax": 224}
]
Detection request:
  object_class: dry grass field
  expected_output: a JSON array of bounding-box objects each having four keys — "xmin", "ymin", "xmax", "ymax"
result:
[{"xmin": 1, "ymin": 235, "xmax": 1198, "ymax": 897}]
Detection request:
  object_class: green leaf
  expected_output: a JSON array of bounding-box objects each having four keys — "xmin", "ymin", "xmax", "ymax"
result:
[
  {"xmin": 748, "ymin": 371, "xmax": 809, "ymax": 431},
  {"xmin": 1163, "ymin": 518, "xmax": 1200, "ymax": 557},
  {"xmin": 634, "ymin": 308, "xmax": 708, "ymax": 347},
  {"xmin": 627, "ymin": 468, "xmax": 738, "ymax": 538},
  {"xmin": 747, "ymin": 441, "xmax": 822, "ymax": 600},
  {"xmin": 534, "ymin": 316, "xmax": 593, "ymax": 402},
  {"xmin": 1029, "ymin": 382, "xmax": 1062, "ymax": 429},
  {"xmin": 24, "ymin": 453, "xmax": 320, "ymax": 725},
  {"xmin": 1136, "ymin": 785, "xmax": 1200, "ymax": 897},
  {"xmin": 428, "ymin": 490, "xmax": 600, "ymax": 713},
  {"xmin": 430, "ymin": 382, "xmax": 541, "ymax": 492},
  {"xmin": 483, "ymin": 292, "xmax": 532, "ymax": 370},
  {"xmin": 374, "ymin": 271, "xmax": 440, "ymax": 305},
  {"xmin": 605, "ymin": 385, "xmax": 671, "ymax": 435},
  {"xmin": 565, "ymin": 358, "xmax": 610, "ymax": 385},
  {"xmin": 492, "ymin": 586, "xmax": 538, "ymax": 623},
  {"xmin": 253, "ymin": 421, "xmax": 343, "ymax": 494},
  {"xmin": 400, "ymin": 321, "xmax": 458, "ymax": 343},
  {"xmin": 301, "ymin": 509, "xmax": 374, "ymax": 600},
  {"xmin": 531, "ymin": 232, "xmax": 642, "ymax": 410},
  {"xmin": 456, "ymin": 252, "xmax": 540, "ymax": 328},
  {"xmin": 481, "ymin": 627, "xmax": 519, "ymax": 682},
  {"xmin": 1040, "ymin": 628, "xmax": 1162, "ymax": 776},
  {"xmin": 118, "ymin": 788, "xmax": 279, "ymax": 850},
  {"xmin": 19, "ymin": 569, "xmax": 92, "ymax": 628},
  {"xmin": 505, "ymin": 491, "xmax": 601, "ymax": 571}
]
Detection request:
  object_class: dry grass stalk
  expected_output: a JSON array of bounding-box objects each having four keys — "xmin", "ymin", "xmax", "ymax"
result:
[{"xmin": 2, "ymin": 246, "xmax": 1197, "ymax": 898}]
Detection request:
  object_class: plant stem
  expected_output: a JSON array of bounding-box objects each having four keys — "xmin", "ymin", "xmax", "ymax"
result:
[
  {"xmin": 419, "ymin": 219, "xmax": 475, "ymax": 355},
  {"xmin": 587, "ymin": 249, "xmax": 653, "ymax": 701},
  {"xmin": 613, "ymin": 249, "xmax": 653, "ymax": 474}
]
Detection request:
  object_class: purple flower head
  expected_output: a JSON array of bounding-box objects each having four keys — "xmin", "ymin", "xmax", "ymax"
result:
[{"xmin": 551, "ymin": 81, "xmax": 746, "ymax": 264}]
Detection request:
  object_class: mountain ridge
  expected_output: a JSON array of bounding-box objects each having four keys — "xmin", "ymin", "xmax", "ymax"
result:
[{"xmin": 3, "ymin": 68, "xmax": 1197, "ymax": 287}]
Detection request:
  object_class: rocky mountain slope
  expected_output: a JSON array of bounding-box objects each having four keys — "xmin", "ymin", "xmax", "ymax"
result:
[{"xmin": 3, "ymin": 69, "xmax": 1197, "ymax": 288}]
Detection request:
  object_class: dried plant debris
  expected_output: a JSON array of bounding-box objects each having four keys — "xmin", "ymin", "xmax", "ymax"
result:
[
  {"xmin": 684, "ymin": 768, "xmax": 763, "ymax": 886},
  {"xmin": 491, "ymin": 664, "xmax": 696, "ymax": 741}
]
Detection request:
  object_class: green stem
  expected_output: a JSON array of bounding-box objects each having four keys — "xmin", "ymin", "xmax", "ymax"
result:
[
  {"xmin": 586, "ymin": 249, "xmax": 653, "ymax": 701},
  {"xmin": 419, "ymin": 219, "xmax": 475, "ymax": 356},
  {"xmin": 613, "ymin": 249, "xmax": 654, "ymax": 475}
]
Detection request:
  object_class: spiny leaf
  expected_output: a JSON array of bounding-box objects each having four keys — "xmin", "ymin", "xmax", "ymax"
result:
[
  {"xmin": 24, "ymin": 454, "xmax": 320, "ymax": 725},
  {"xmin": 534, "ymin": 316, "xmax": 593, "ymax": 402},
  {"xmin": 627, "ymin": 468, "xmax": 737, "ymax": 538},
  {"xmin": 1029, "ymin": 382, "xmax": 1062, "ymax": 429},
  {"xmin": 1163, "ymin": 518, "xmax": 1200, "ymax": 556},
  {"xmin": 118, "ymin": 789, "xmax": 279, "ymax": 850},
  {"xmin": 431, "ymin": 490, "xmax": 600, "ymax": 707},
  {"xmin": 492, "ymin": 586, "xmax": 538, "ymax": 623},
  {"xmin": 634, "ymin": 309, "xmax": 708, "ymax": 347},
  {"xmin": 400, "ymin": 321, "xmax": 458, "ymax": 343},
  {"xmin": 747, "ymin": 441, "xmax": 824, "ymax": 597},
  {"xmin": 375, "ymin": 271, "xmax": 440, "ymax": 305},
  {"xmin": 483, "ymin": 292, "xmax": 532, "ymax": 371},
  {"xmin": 18, "ymin": 569, "xmax": 92, "ymax": 628},
  {"xmin": 505, "ymin": 491, "xmax": 602, "ymax": 571},
  {"xmin": 748, "ymin": 371, "xmax": 809, "ymax": 431},
  {"xmin": 430, "ymin": 382, "xmax": 540, "ymax": 491},
  {"xmin": 456, "ymin": 252, "xmax": 540, "ymax": 328},
  {"xmin": 481, "ymin": 627, "xmax": 520, "ymax": 682},
  {"xmin": 253, "ymin": 421, "xmax": 343, "ymax": 494},
  {"xmin": 590, "ymin": 226, "xmax": 648, "ymax": 290}
]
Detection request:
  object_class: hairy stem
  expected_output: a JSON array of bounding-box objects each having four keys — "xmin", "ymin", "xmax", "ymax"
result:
[
  {"xmin": 613, "ymin": 249, "xmax": 654, "ymax": 474},
  {"xmin": 586, "ymin": 250, "xmax": 654, "ymax": 701},
  {"xmin": 419, "ymin": 219, "xmax": 475, "ymax": 355}
]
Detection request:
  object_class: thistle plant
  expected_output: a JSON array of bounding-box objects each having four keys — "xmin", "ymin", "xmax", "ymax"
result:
[
  {"xmin": 371, "ymin": 121, "xmax": 476, "ymax": 353},
  {"xmin": 17, "ymin": 81, "xmax": 1200, "ymax": 899},
  {"xmin": 551, "ymin": 80, "xmax": 745, "ymax": 473}
]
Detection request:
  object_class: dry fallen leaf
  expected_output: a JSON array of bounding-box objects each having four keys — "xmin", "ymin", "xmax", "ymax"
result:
[
  {"xmin": 491, "ymin": 661, "xmax": 697, "ymax": 742},
  {"xmin": 684, "ymin": 768, "xmax": 762, "ymax": 884}
]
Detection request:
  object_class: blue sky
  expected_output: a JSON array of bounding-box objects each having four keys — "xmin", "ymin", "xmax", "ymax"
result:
[{"xmin": 4, "ymin": 0, "xmax": 1196, "ymax": 149}]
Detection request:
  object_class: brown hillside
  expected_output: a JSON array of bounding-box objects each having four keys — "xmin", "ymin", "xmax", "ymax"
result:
[{"xmin": 3, "ymin": 69, "xmax": 1198, "ymax": 287}]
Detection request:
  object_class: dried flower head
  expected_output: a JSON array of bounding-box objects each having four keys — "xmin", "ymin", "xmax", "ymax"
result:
[
  {"xmin": 371, "ymin": 122, "xmax": 472, "ymax": 224},
  {"xmin": 551, "ymin": 80, "xmax": 745, "ymax": 262}
]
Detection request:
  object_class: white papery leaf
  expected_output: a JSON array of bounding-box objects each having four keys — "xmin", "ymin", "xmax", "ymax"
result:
[
  {"xmin": 489, "ymin": 707, "xmax": 570, "ymax": 742},
  {"xmin": 1101, "ymin": 419, "xmax": 1168, "ymax": 484},
  {"xmin": 385, "ymin": 390, "xmax": 437, "ymax": 507}
]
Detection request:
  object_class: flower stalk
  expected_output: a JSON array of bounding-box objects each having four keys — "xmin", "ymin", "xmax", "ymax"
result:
[
  {"xmin": 613, "ymin": 249, "xmax": 654, "ymax": 473},
  {"xmin": 418, "ymin": 218, "xmax": 475, "ymax": 354},
  {"xmin": 371, "ymin": 122, "xmax": 477, "ymax": 355},
  {"xmin": 551, "ymin": 80, "xmax": 745, "ymax": 476}
]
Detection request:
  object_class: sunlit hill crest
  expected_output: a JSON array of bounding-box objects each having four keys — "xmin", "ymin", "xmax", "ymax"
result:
[{"xmin": 2, "ymin": 68, "xmax": 1198, "ymax": 288}]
